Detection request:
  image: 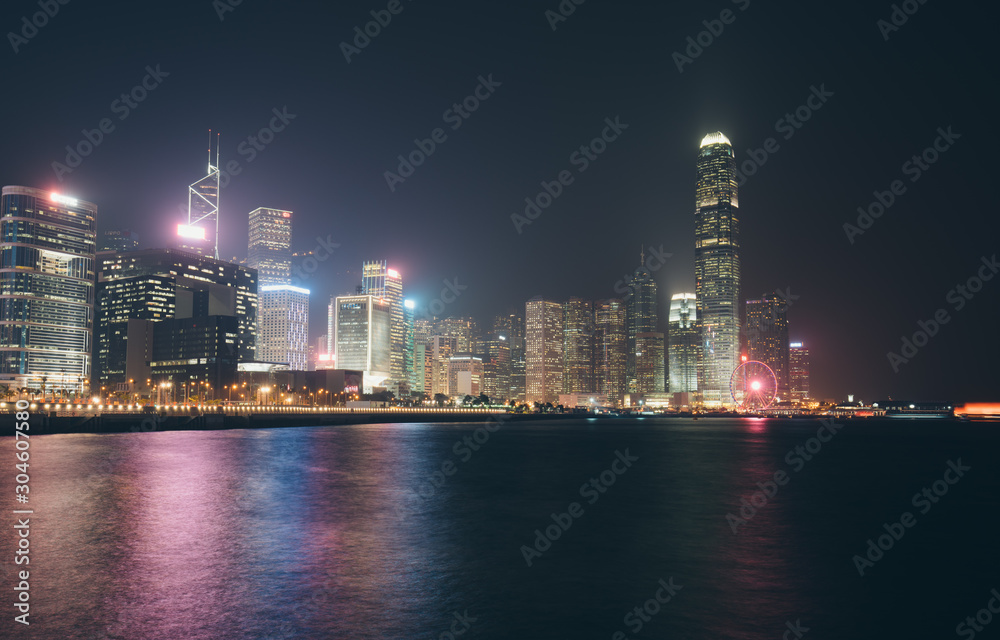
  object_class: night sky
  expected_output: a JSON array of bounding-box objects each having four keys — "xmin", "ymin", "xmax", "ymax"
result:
[{"xmin": 1, "ymin": 0, "xmax": 994, "ymax": 402}]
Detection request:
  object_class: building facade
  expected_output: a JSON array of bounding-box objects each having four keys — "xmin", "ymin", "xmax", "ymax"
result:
[
  {"xmin": 334, "ymin": 294, "xmax": 391, "ymax": 392},
  {"xmin": 257, "ymin": 285, "xmax": 309, "ymax": 370},
  {"xmin": 625, "ymin": 260, "xmax": 657, "ymax": 394},
  {"xmin": 361, "ymin": 260, "xmax": 405, "ymax": 388},
  {"xmin": 594, "ymin": 298, "xmax": 627, "ymax": 407},
  {"xmin": 745, "ymin": 293, "xmax": 790, "ymax": 399},
  {"xmin": 525, "ymin": 297, "xmax": 563, "ymax": 405},
  {"xmin": 789, "ymin": 342, "xmax": 810, "ymax": 403},
  {"xmin": 635, "ymin": 332, "xmax": 665, "ymax": 394},
  {"xmin": 562, "ymin": 298, "xmax": 594, "ymax": 394},
  {"xmin": 247, "ymin": 207, "xmax": 292, "ymax": 287},
  {"xmin": 0, "ymin": 187, "xmax": 97, "ymax": 392},
  {"xmin": 695, "ymin": 132, "xmax": 741, "ymax": 406},
  {"xmin": 668, "ymin": 293, "xmax": 699, "ymax": 394}
]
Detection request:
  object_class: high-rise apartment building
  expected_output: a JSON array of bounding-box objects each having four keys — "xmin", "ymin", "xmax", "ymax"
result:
[
  {"xmin": 789, "ymin": 342, "xmax": 810, "ymax": 403},
  {"xmin": 668, "ymin": 293, "xmax": 699, "ymax": 394},
  {"xmin": 333, "ymin": 294, "xmax": 391, "ymax": 392},
  {"xmin": 594, "ymin": 298, "xmax": 626, "ymax": 407},
  {"xmin": 563, "ymin": 298, "xmax": 594, "ymax": 394},
  {"xmin": 745, "ymin": 293, "xmax": 790, "ymax": 399},
  {"xmin": 247, "ymin": 207, "xmax": 292, "ymax": 287},
  {"xmin": 257, "ymin": 285, "xmax": 309, "ymax": 370},
  {"xmin": 0, "ymin": 187, "xmax": 97, "ymax": 392},
  {"xmin": 695, "ymin": 132, "xmax": 741, "ymax": 406},
  {"xmin": 525, "ymin": 297, "xmax": 563, "ymax": 405}
]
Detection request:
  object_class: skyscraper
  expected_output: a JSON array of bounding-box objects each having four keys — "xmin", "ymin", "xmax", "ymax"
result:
[
  {"xmin": 333, "ymin": 294, "xmax": 391, "ymax": 392},
  {"xmin": 635, "ymin": 332, "xmax": 665, "ymax": 394},
  {"xmin": 257, "ymin": 285, "xmax": 309, "ymax": 370},
  {"xmin": 0, "ymin": 187, "xmax": 96, "ymax": 392},
  {"xmin": 94, "ymin": 248, "xmax": 259, "ymax": 387},
  {"xmin": 745, "ymin": 293, "xmax": 790, "ymax": 400},
  {"xmin": 562, "ymin": 298, "xmax": 594, "ymax": 394},
  {"xmin": 361, "ymin": 260, "xmax": 405, "ymax": 389},
  {"xmin": 626, "ymin": 254, "xmax": 657, "ymax": 394},
  {"xmin": 247, "ymin": 207, "xmax": 292, "ymax": 287},
  {"xmin": 179, "ymin": 138, "xmax": 221, "ymax": 259},
  {"xmin": 481, "ymin": 331, "xmax": 511, "ymax": 402},
  {"xmin": 506, "ymin": 311, "xmax": 526, "ymax": 403},
  {"xmin": 789, "ymin": 342, "xmax": 810, "ymax": 403},
  {"xmin": 525, "ymin": 297, "xmax": 563, "ymax": 405},
  {"xmin": 594, "ymin": 298, "xmax": 627, "ymax": 407},
  {"xmin": 668, "ymin": 293, "xmax": 699, "ymax": 394},
  {"xmin": 695, "ymin": 132, "xmax": 741, "ymax": 406}
]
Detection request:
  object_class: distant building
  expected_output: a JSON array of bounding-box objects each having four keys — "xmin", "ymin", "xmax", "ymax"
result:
[
  {"xmin": 94, "ymin": 248, "xmax": 258, "ymax": 391},
  {"xmin": 525, "ymin": 297, "xmax": 563, "ymax": 405},
  {"xmin": 594, "ymin": 299, "xmax": 627, "ymax": 407},
  {"xmin": 361, "ymin": 260, "xmax": 405, "ymax": 388},
  {"xmin": 695, "ymin": 132, "xmax": 741, "ymax": 406},
  {"xmin": 448, "ymin": 354, "xmax": 482, "ymax": 397},
  {"xmin": 149, "ymin": 315, "xmax": 239, "ymax": 391},
  {"xmin": 99, "ymin": 229, "xmax": 139, "ymax": 253},
  {"xmin": 635, "ymin": 332, "xmax": 665, "ymax": 394},
  {"xmin": 333, "ymin": 294, "xmax": 390, "ymax": 392},
  {"xmin": 507, "ymin": 311, "xmax": 526, "ymax": 403},
  {"xmin": 789, "ymin": 342, "xmax": 810, "ymax": 402},
  {"xmin": 257, "ymin": 285, "xmax": 309, "ymax": 371},
  {"xmin": 0, "ymin": 187, "xmax": 97, "ymax": 392},
  {"xmin": 429, "ymin": 335, "xmax": 457, "ymax": 398},
  {"xmin": 481, "ymin": 331, "xmax": 511, "ymax": 402},
  {"xmin": 626, "ymin": 254, "xmax": 657, "ymax": 394},
  {"xmin": 247, "ymin": 207, "xmax": 292, "ymax": 287},
  {"xmin": 668, "ymin": 293, "xmax": 698, "ymax": 394},
  {"xmin": 745, "ymin": 293, "xmax": 790, "ymax": 399},
  {"xmin": 563, "ymin": 298, "xmax": 594, "ymax": 394}
]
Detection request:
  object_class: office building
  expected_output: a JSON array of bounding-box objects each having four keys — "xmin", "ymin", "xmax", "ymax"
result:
[
  {"xmin": 448, "ymin": 355, "xmax": 482, "ymax": 397},
  {"xmin": 563, "ymin": 298, "xmax": 594, "ymax": 394},
  {"xmin": 94, "ymin": 248, "xmax": 258, "ymax": 389},
  {"xmin": 334, "ymin": 294, "xmax": 391, "ymax": 392},
  {"xmin": 525, "ymin": 297, "xmax": 563, "ymax": 405},
  {"xmin": 481, "ymin": 331, "xmax": 511, "ymax": 402},
  {"xmin": 0, "ymin": 187, "xmax": 97, "ymax": 392},
  {"xmin": 668, "ymin": 293, "xmax": 699, "ymax": 394},
  {"xmin": 626, "ymin": 257, "xmax": 658, "ymax": 394},
  {"xmin": 789, "ymin": 342, "xmax": 810, "ymax": 403},
  {"xmin": 695, "ymin": 132, "xmax": 741, "ymax": 406},
  {"xmin": 594, "ymin": 299, "xmax": 627, "ymax": 407},
  {"xmin": 361, "ymin": 260, "xmax": 405, "ymax": 387},
  {"xmin": 247, "ymin": 207, "xmax": 292, "ymax": 287},
  {"xmin": 257, "ymin": 285, "xmax": 309, "ymax": 370},
  {"xmin": 635, "ymin": 332, "xmax": 665, "ymax": 394},
  {"xmin": 745, "ymin": 293, "xmax": 790, "ymax": 399},
  {"xmin": 99, "ymin": 229, "xmax": 139, "ymax": 253}
]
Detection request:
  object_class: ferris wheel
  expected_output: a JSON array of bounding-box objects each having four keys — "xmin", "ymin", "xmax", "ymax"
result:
[{"xmin": 730, "ymin": 360, "xmax": 778, "ymax": 411}]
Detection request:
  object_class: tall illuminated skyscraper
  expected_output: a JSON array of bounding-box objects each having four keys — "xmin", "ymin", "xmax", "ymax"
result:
[
  {"xmin": 625, "ymin": 255, "xmax": 657, "ymax": 394},
  {"xmin": 525, "ymin": 297, "xmax": 563, "ymax": 405},
  {"xmin": 789, "ymin": 342, "xmax": 810, "ymax": 403},
  {"xmin": 668, "ymin": 293, "xmax": 698, "ymax": 394},
  {"xmin": 179, "ymin": 134, "xmax": 221, "ymax": 258},
  {"xmin": 695, "ymin": 132, "xmax": 741, "ymax": 406},
  {"xmin": 635, "ymin": 332, "xmax": 665, "ymax": 394},
  {"xmin": 594, "ymin": 298, "xmax": 626, "ymax": 407},
  {"xmin": 745, "ymin": 293, "xmax": 790, "ymax": 399},
  {"xmin": 0, "ymin": 187, "xmax": 96, "ymax": 392},
  {"xmin": 247, "ymin": 207, "xmax": 292, "ymax": 287},
  {"xmin": 361, "ymin": 260, "xmax": 405, "ymax": 389},
  {"xmin": 562, "ymin": 298, "xmax": 594, "ymax": 394}
]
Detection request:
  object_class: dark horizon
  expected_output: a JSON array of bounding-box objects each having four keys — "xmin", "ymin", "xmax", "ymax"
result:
[{"xmin": 1, "ymin": 0, "xmax": 994, "ymax": 402}]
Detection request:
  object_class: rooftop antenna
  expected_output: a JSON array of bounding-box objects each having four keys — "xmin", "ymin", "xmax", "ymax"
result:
[{"xmin": 207, "ymin": 129, "xmax": 213, "ymax": 172}]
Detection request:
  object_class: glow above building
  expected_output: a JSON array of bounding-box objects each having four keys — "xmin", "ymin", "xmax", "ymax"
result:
[{"xmin": 177, "ymin": 224, "xmax": 206, "ymax": 240}]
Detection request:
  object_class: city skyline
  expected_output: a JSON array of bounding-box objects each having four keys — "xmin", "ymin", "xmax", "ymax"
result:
[{"xmin": 0, "ymin": 1, "xmax": 993, "ymax": 402}]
